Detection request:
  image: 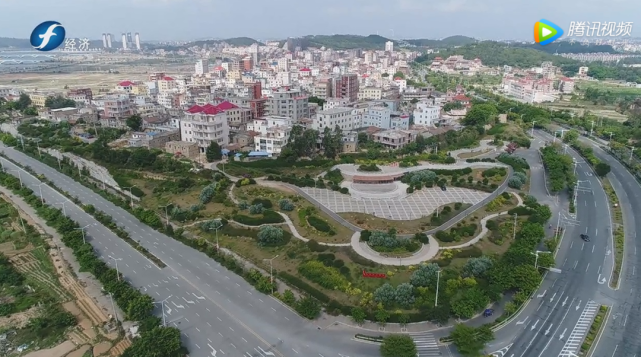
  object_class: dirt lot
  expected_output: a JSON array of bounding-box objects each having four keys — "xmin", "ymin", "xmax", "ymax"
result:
[
  {"xmin": 22, "ymin": 341, "xmax": 76, "ymax": 357},
  {"xmin": 0, "ymin": 72, "xmax": 150, "ymax": 92}
]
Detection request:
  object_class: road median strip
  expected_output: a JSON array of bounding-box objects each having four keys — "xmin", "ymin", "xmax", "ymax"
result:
[
  {"xmin": 580, "ymin": 305, "xmax": 609, "ymax": 356},
  {"xmin": 354, "ymin": 334, "xmax": 384, "ymax": 343}
]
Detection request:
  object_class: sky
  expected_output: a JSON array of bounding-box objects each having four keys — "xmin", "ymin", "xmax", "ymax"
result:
[{"xmin": 0, "ymin": 0, "xmax": 639, "ymax": 42}]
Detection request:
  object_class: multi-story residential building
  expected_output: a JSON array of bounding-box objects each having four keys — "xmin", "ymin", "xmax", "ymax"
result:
[
  {"xmin": 372, "ymin": 129, "xmax": 418, "ymax": 149},
  {"xmin": 313, "ymin": 79, "xmax": 332, "ymax": 100},
  {"xmin": 195, "ymin": 59, "xmax": 209, "ymax": 75},
  {"xmin": 559, "ymin": 77, "xmax": 575, "ymax": 94},
  {"xmin": 66, "ymin": 88, "xmax": 93, "ymax": 105},
  {"xmin": 358, "ymin": 87, "xmax": 383, "ymax": 100},
  {"xmin": 30, "ymin": 92, "xmax": 55, "ymax": 108},
  {"xmin": 267, "ymin": 87, "xmax": 310, "ymax": 122},
  {"xmin": 165, "ymin": 141, "xmax": 200, "ymax": 160},
  {"xmin": 312, "ymin": 107, "xmax": 361, "ymax": 132},
  {"xmin": 246, "ymin": 116, "xmax": 292, "ymax": 155},
  {"xmin": 362, "ymin": 106, "xmax": 392, "ymax": 129},
  {"xmin": 578, "ymin": 66, "xmax": 589, "ymax": 77},
  {"xmin": 390, "ymin": 114, "xmax": 410, "ymax": 130},
  {"xmin": 181, "ymin": 104, "xmax": 230, "ymax": 151},
  {"xmin": 116, "ymin": 81, "xmax": 134, "ymax": 93},
  {"xmin": 157, "ymin": 92, "xmax": 182, "ymax": 109},
  {"xmin": 129, "ymin": 130, "xmax": 181, "ymax": 149},
  {"xmin": 216, "ymin": 101, "xmax": 252, "ymax": 130},
  {"xmin": 413, "ymin": 102, "xmax": 440, "ymax": 127},
  {"xmin": 158, "ymin": 77, "xmax": 176, "ymax": 92},
  {"xmin": 103, "ymin": 95, "xmax": 133, "ymax": 120},
  {"xmin": 37, "ymin": 107, "xmax": 78, "ymax": 123},
  {"xmin": 331, "ymin": 74, "xmax": 359, "ymax": 102}
]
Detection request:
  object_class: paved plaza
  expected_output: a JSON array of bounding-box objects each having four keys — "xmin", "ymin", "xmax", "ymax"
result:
[{"xmin": 300, "ymin": 186, "xmax": 490, "ymax": 220}]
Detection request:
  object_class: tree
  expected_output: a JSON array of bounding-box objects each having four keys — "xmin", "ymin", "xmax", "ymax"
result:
[
  {"xmin": 127, "ymin": 294, "xmax": 154, "ymax": 321},
  {"xmin": 380, "ymin": 334, "xmax": 417, "ymax": 357},
  {"xmin": 205, "ymin": 141, "xmax": 222, "ymax": 162},
  {"xmin": 562, "ymin": 129, "xmax": 579, "ymax": 143},
  {"xmin": 462, "ymin": 256, "xmax": 493, "ymax": 278},
  {"xmin": 308, "ymin": 96, "xmax": 326, "ymax": 107},
  {"xmin": 357, "ymin": 132, "xmax": 369, "ymax": 144},
  {"xmin": 393, "ymin": 71, "xmax": 405, "ymax": 79},
  {"xmin": 451, "ymin": 287, "xmax": 489, "ymax": 319},
  {"xmin": 410, "ymin": 263, "xmax": 440, "ymax": 287},
  {"xmin": 595, "ymin": 162, "xmax": 611, "ymax": 177},
  {"xmin": 257, "ymin": 226, "xmax": 284, "ymax": 246},
  {"xmin": 395, "ymin": 283, "xmax": 416, "ymax": 308},
  {"xmin": 374, "ymin": 283, "xmax": 397, "ymax": 306},
  {"xmin": 45, "ymin": 95, "xmax": 77, "ymax": 109},
  {"xmin": 450, "ymin": 324, "xmax": 494, "ymax": 357},
  {"xmin": 295, "ymin": 296, "xmax": 321, "ymax": 319},
  {"xmin": 16, "ymin": 93, "xmax": 32, "ymax": 111},
  {"xmin": 23, "ymin": 107, "xmax": 38, "ymax": 116},
  {"xmin": 351, "ymin": 306, "xmax": 366, "ymax": 324},
  {"xmin": 126, "ymin": 114, "xmax": 143, "ymax": 131},
  {"xmin": 462, "ymin": 103, "xmax": 499, "ymax": 126}
]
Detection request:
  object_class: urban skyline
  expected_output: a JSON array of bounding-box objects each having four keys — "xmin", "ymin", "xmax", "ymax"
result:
[{"xmin": 0, "ymin": 0, "xmax": 638, "ymax": 41}]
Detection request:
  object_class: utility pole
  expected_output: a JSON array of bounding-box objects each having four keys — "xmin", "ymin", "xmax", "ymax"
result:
[
  {"xmin": 109, "ymin": 255, "xmax": 123, "ymax": 281},
  {"xmin": 33, "ymin": 183, "xmax": 46, "ymax": 204},
  {"xmin": 123, "ymin": 185, "xmax": 137, "ymax": 208},
  {"xmin": 212, "ymin": 219, "xmax": 223, "ymax": 250},
  {"xmin": 589, "ymin": 120, "xmax": 595, "ymax": 137},
  {"xmin": 159, "ymin": 204, "xmax": 171, "ymax": 226},
  {"xmin": 629, "ymin": 147, "xmax": 636, "ymax": 164},
  {"xmin": 531, "ymin": 251, "xmax": 552, "ymax": 269},
  {"xmin": 56, "ymin": 201, "xmax": 67, "ymax": 216},
  {"xmin": 75, "ymin": 224, "xmax": 90, "ymax": 244},
  {"xmin": 9, "ymin": 169, "xmax": 22, "ymax": 187},
  {"xmin": 109, "ymin": 292, "xmax": 120, "ymax": 325},
  {"xmin": 435, "ymin": 269, "xmax": 442, "ymax": 307},
  {"xmin": 154, "ymin": 295, "xmax": 172, "ymax": 327},
  {"xmin": 607, "ymin": 132, "xmax": 614, "ymax": 142},
  {"xmin": 263, "ymin": 255, "xmax": 280, "ymax": 294},
  {"xmin": 531, "ymin": 121, "xmax": 537, "ymax": 136}
]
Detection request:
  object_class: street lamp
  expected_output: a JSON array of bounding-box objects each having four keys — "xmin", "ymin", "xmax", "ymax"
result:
[
  {"xmin": 606, "ymin": 132, "xmax": 614, "ymax": 142},
  {"xmin": 123, "ymin": 185, "xmax": 137, "ymax": 208},
  {"xmin": 530, "ymin": 121, "xmax": 537, "ymax": 137},
  {"xmin": 263, "ymin": 255, "xmax": 279, "ymax": 294},
  {"xmin": 159, "ymin": 204, "xmax": 172, "ymax": 226},
  {"xmin": 209, "ymin": 219, "xmax": 223, "ymax": 250},
  {"xmin": 435, "ymin": 269, "xmax": 442, "ymax": 307},
  {"xmin": 108, "ymin": 292, "xmax": 120, "ymax": 325},
  {"xmin": 8, "ymin": 169, "xmax": 22, "ymax": 187},
  {"xmin": 154, "ymin": 295, "xmax": 172, "ymax": 327},
  {"xmin": 75, "ymin": 224, "xmax": 90, "ymax": 244},
  {"xmin": 56, "ymin": 201, "xmax": 68, "ymax": 216},
  {"xmin": 531, "ymin": 251, "xmax": 552, "ymax": 269},
  {"xmin": 108, "ymin": 255, "xmax": 123, "ymax": 281},
  {"xmin": 589, "ymin": 120, "xmax": 595, "ymax": 137},
  {"xmin": 32, "ymin": 182, "xmax": 46, "ymax": 204},
  {"xmin": 629, "ymin": 146, "xmax": 636, "ymax": 165}
]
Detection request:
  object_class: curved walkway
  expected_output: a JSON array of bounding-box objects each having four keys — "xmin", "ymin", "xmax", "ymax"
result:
[{"xmin": 449, "ymin": 139, "xmax": 506, "ymax": 160}]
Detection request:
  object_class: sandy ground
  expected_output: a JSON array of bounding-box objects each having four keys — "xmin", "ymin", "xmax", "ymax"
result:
[
  {"xmin": 93, "ymin": 341, "xmax": 112, "ymax": 356},
  {"xmin": 22, "ymin": 341, "xmax": 76, "ymax": 357},
  {"xmin": 0, "ymin": 306, "xmax": 40, "ymax": 329},
  {"xmin": 65, "ymin": 345, "xmax": 91, "ymax": 357}
]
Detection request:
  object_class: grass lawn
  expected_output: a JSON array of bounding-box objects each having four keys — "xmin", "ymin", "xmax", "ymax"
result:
[
  {"xmin": 458, "ymin": 149, "xmax": 493, "ymax": 159},
  {"xmin": 223, "ymin": 160, "xmax": 332, "ymax": 178},
  {"xmin": 339, "ymin": 202, "xmax": 471, "ymax": 234},
  {"xmin": 234, "ymin": 184, "xmax": 353, "ymax": 244}
]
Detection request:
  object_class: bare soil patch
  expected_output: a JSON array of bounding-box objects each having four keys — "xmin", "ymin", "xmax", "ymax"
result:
[
  {"xmin": 93, "ymin": 341, "xmax": 112, "ymax": 356},
  {"xmin": 22, "ymin": 341, "xmax": 76, "ymax": 357}
]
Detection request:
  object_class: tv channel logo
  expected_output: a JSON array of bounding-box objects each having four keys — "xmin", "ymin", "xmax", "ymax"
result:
[
  {"xmin": 534, "ymin": 19, "xmax": 564, "ymax": 45},
  {"xmin": 30, "ymin": 21, "xmax": 66, "ymax": 51}
]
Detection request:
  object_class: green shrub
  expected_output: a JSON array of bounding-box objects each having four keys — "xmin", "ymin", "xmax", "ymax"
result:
[
  {"xmin": 233, "ymin": 210, "xmax": 284, "ymax": 225},
  {"xmin": 358, "ymin": 163, "xmax": 380, "ymax": 172},
  {"xmin": 278, "ymin": 199, "xmax": 295, "ymax": 211},
  {"xmin": 307, "ymin": 215, "xmax": 334, "ymax": 234},
  {"xmin": 251, "ymin": 198, "xmax": 273, "ymax": 209}
]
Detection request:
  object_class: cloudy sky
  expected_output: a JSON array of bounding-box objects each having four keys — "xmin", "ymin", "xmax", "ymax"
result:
[{"xmin": 0, "ymin": 0, "xmax": 638, "ymax": 41}]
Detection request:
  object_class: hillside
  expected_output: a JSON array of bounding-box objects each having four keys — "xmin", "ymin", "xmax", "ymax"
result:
[
  {"xmin": 405, "ymin": 35, "xmax": 477, "ymax": 47},
  {"xmin": 301, "ymin": 34, "xmax": 394, "ymax": 50},
  {"xmin": 415, "ymin": 41, "xmax": 579, "ymax": 68},
  {"xmin": 0, "ymin": 37, "xmax": 31, "ymax": 48},
  {"xmin": 515, "ymin": 41, "xmax": 617, "ymax": 54}
]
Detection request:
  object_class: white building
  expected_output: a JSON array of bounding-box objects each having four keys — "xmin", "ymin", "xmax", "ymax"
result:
[
  {"xmin": 385, "ymin": 41, "xmax": 394, "ymax": 52},
  {"xmin": 181, "ymin": 104, "xmax": 230, "ymax": 152},
  {"xmin": 195, "ymin": 60, "xmax": 209, "ymax": 75},
  {"xmin": 313, "ymin": 107, "xmax": 361, "ymax": 132},
  {"xmin": 246, "ymin": 116, "xmax": 292, "ymax": 155},
  {"xmin": 413, "ymin": 102, "xmax": 440, "ymax": 127},
  {"xmin": 362, "ymin": 106, "xmax": 392, "ymax": 129}
]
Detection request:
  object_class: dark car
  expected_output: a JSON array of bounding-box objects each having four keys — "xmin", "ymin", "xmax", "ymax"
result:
[
  {"xmin": 483, "ymin": 309, "xmax": 494, "ymax": 317},
  {"xmin": 440, "ymin": 185, "xmax": 447, "ymax": 191},
  {"xmin": 580, "ymin": 234, "xmax": 590, "ymax": 242}
]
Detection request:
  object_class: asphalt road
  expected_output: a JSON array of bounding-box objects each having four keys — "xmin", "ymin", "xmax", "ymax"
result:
[
  {"xmin": 575, "ymin": 137, "xmax": 641, "ymax": 357},
  {"xmin": 489, "ymin": 131, "xmax": 614, "ymax": 357},
  {"xmin": 0, "ymin": 144, "xmax": 382, "ymax": 357}
]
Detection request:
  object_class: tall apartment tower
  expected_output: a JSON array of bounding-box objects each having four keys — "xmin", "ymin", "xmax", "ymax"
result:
[
  {"xmin": 385, "ymin": 41, "xmax": 394, "ymax": 52},
  {"xmin": 102, "ymin": 34, "xmax": 108, "ymax": 48},
  {"xmin": 106, "ymin": 34, "xmax": 112, "ymax": 48},
  {"xmin": 126, "ymin": 32, "xmax": 133, "ymax": 46},
  {"xmin": 134, "ymin": 33, "xmax": 141, "ymax": 50},
  {"xmin": 122, "ymin": 33, "xmax": 127, "ymax": 50},
  {"xmin": 331, "ymin": 74, "xmax": 359, "ymax": 102},
  {"xmin": 195, "ymin": 59, "xmax": 209, "ymax": 75}
]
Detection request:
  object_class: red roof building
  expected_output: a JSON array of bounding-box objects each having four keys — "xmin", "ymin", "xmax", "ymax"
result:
[
  {"xmin": 163, "ymin": 76, "xmax": 174, "ymax": 81},
  {"xmin": 118, "ymin": 81, "xmax": 134, "ymax": 87}
]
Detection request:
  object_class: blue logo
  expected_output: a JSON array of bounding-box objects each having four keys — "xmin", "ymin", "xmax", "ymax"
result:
[{"xmin": 30, "ymin": 21, "xmax": 66, "ymax": 51}]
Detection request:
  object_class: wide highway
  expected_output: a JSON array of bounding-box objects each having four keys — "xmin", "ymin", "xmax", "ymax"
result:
[
  {"xmin": 490, "ymin": 130, "xmax": 615, "ymax": 357},
  {"xmin": 0, "ymin": 144, "xmax": 381, "ymax": 357},
  {"xmin": 572, "ymin": 136, "xmax": 641, "ymax": 357}
]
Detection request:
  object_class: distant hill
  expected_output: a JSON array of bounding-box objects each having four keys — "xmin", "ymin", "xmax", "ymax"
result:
[
  {"xmin": 300, "ymin": 34, "xmax": 394, "ymax": 50},
  {"xmin": 190, "ymin": 37, "xmax": 262, "ymax": 47},
  {"xmin": 405, "ymin": 35, "xmax": 477, "ymax": 48},
  {"xmin": 514, "ymin": 41, "xmax": 617, "ymax": 54},
  {"xmin": 415, "ymin": 41, "xmax": 581, "ymax": 70}
]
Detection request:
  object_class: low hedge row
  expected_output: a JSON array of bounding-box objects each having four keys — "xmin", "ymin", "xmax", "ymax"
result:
[
  {"xmin": 307, "ymin": 215, "xmax": 335, "ymax": 235},
  {"xmin": 233, "ymin": 210, "xmax": 284, "ymax": 226}
]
